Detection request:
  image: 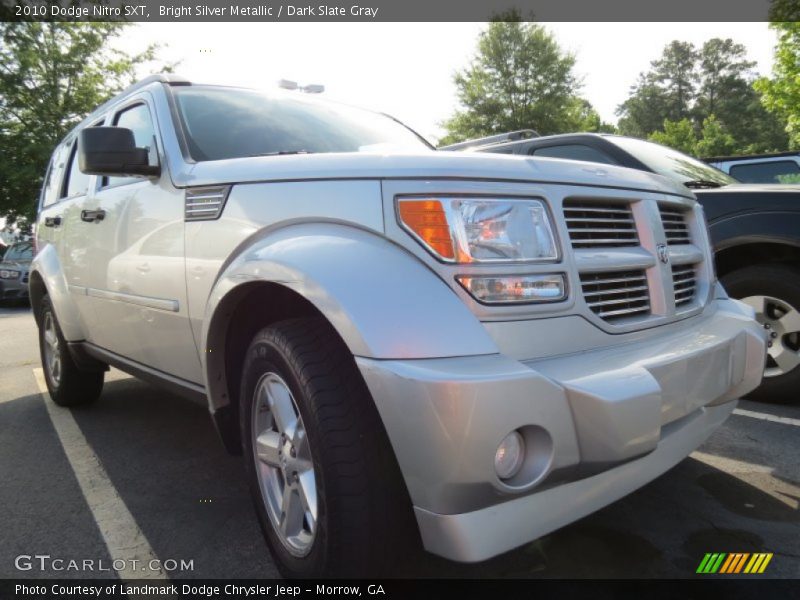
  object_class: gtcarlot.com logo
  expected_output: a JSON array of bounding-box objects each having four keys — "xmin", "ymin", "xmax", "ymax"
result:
[
  {"xmin": 15, "ymin": 554, "xmax": 194, "ymax": 573},
  {"xmin": 696, "ymin": 552, "xmax": 773, "ymax": 574}
]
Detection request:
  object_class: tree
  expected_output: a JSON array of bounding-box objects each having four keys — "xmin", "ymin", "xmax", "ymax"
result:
[
  {"xmin": 440, "ymin": 15, "xmax": 594, "ymax": 144},
  {"xmin": 649, "ymin": 119, "xmax": 697, "ymax": 155},
  {"xmin": 618, "ymin": 38, "xmax": 788, "ymax": 154},
  {"xmin": 755, "ymin": 22, "xmax": 800, "ymax": 149},
  {"xmin": 695, "ymin": 115, "xmax": 738, "ymax": 157},
  {"xmin": 649, "ymin": 115, "xmax": 737, "ymax": 158},
  {"xmin": 0, "ymin": 22, "xmax": 167, "ymax": 224}
]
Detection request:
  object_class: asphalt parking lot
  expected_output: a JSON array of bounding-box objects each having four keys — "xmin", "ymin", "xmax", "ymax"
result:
[{"xmin": 0, "ymin": 303, "xmax": 798, "ymax": 580}]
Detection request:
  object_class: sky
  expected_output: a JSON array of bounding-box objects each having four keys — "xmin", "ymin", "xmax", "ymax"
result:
[{"xmin": 119, "ymin": 22, "xmax": 778, "ymax": 143}]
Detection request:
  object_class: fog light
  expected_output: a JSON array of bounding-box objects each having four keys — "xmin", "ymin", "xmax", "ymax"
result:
[
  {"xmin": 494, "ymin": 431, "xmax": 525, "ymax": 480},
  {"xmin": 457, "ymin": 273, "xmax": 566, "ymax": 304}
]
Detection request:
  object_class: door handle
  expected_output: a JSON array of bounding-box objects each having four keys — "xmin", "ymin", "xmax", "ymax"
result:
[
  {"xmin": 80, "ymin": 209, "xmax": 106, "ymax": 223},
  {"xmin": 136, "ymin": 263, "xmax": 151, "ymax": 273},
  {"xmin": 43, "ymin": 216, "xmax": 62, "ymax": 228}
]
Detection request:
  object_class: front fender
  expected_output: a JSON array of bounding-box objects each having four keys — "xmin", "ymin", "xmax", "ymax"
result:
[
  {"xmin": 30, "ymin": 243, "xmax": 87, "ymax": 341},
  {"xmin": 201, "ymin": 223, "xmax": 499, "ymax": 405}
]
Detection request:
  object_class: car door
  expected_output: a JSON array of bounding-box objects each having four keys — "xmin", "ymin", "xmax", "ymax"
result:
[{"xmin": 64, "ymin": 95, "xmax": 201, "ymax": 383}]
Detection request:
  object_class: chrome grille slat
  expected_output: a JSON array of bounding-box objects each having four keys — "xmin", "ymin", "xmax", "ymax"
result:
[
  {"xmin": 583, "ymin": 284, "xmax": 648, "ymax": 297},
  {"xmin": 587, "ymin": 294, "xmax": 650, "ymax": 308},
  {"xmin": 596, "ymin": 304, "xmax": 651, "ymax": 318},
  {"xmin": 564, "ymin": 200, "xmax": 639, "ymax": 249}
]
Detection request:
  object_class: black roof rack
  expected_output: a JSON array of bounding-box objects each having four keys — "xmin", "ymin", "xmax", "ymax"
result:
[{"xmin": 438, "ymin": 129, "xmax": 539, "ymax": 152}]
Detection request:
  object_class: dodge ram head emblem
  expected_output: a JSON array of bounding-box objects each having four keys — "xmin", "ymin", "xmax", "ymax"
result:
[{"xmin": 657, "ymin": 243, "xmax": 669, "ymax": 264}]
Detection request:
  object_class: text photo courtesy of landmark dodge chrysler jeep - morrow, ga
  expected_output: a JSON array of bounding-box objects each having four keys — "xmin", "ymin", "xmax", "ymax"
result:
[{"xmin": 31, "ymin": 74, "xmax": 767, "ymax": 578}]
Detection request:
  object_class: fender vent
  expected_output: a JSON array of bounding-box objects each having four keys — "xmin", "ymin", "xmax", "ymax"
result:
[
  {"xmin": 672, "ymin": 264, "xmax": 697, "ymax": 307},
  {"xmin": 659, "ymin": 205, "xmax": 691, "ymax": 245},
  {"xmin": 563, "ymin": 200, "xmax": 638, "ymax": 248},
  {"xmin": 185, "ymin": 186, "xmax": 230, "ymax": 221},
  {"xmin": 581, "ymin": 270, "xmax": 651, "ymax": 321}
]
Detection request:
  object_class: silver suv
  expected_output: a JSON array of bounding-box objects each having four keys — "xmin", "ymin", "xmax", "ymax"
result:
[{"xmin": 32, "ymin": 75, "xmax": 767, "ymax": 577}]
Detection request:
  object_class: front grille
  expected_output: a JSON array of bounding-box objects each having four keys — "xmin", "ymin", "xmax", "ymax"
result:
[
  {"xmin": 563, "ymin": 200, "xmax": 638, "ymax": 248},
  {"xmin": 581, "ymin": 270, "xmax": 651, "ymax": 321},
  {"xmin": 672, "ymin": 264, "xmax": 697, "ymax": 307},
  {"xmin": 659, "ymin": 205, "xmax": 690, "ymax": 245}
]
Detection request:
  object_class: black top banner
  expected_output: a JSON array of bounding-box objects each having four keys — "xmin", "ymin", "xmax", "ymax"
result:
[{"xmin": 0, "ymin": 0, "xmax": 793, "ymax": 22}]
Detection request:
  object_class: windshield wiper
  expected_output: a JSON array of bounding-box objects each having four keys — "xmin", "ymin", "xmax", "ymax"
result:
[
  {"xmin": 683, "ymin": 179, "xmax": 725, "ymax": 189},
  {"xmin": 247, "ymin": 150, "xmax": 312, "ymax": 157}
]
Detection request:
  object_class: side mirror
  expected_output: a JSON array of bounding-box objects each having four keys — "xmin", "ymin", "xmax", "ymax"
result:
[{"xmin": 78, "ymin": 127, "xmax": 160, "ymax": 178}]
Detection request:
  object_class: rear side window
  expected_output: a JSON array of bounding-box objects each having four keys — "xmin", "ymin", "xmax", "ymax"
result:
[
  {"xmin": 105, "ymin": 103, "xmax": 157, "ymax": 187},
  {"xmin": 42, "ymin": 144, "xmax": 71, "ymax": 207},
  {"xmin": 729, "ymin": 160, "xmax": 800, "ymax": 184},
  {"xmin": 63, "ymin": 142, "xmax": 92, "ymax": 198},
  {"xmin": 530, "ymin": 144, "xmax": 618, "ymax": 166}
]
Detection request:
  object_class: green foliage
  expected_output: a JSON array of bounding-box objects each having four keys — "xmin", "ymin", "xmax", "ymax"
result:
[
  {"xmin": 649, "ymin": 119, "xmax": 697, "ymax": 155},
  {"xmin": 755, "ymin": 22, "xmax": 800, "ymax": 149},
  {"xmin": 778, "ymin": 173, "xmax": 800, "ymax": 184},
  {"xmin": 649, "ymin": 115, "xmax": 738, "ymax": 158},
  {"xmin": 0, "ymin": 22, "xmax": 168, "ymax": 224},
  {"xmin": 440, "ymin": 17, "xmax": 609, "ymax": 145},
  {"xmin": 695, "ymin": 115, "xmax": 738, "ymax": 157},
  {"xmin": 619, "ymin": 37, "xmax": 789, "ymax": 156}
]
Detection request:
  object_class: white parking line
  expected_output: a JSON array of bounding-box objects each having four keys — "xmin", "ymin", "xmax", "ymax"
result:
[
  {"xmin": 733, "ymin": 408, "xmax": 800, "ymax": 427},
  {"xmin": 33, "ymin": 368, "xmax": 167, "ymax": 581}
]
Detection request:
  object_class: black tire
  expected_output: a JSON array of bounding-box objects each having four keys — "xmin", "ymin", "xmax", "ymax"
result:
[
  {"xmin": 721, "ymin": 264, "xmax": 800, "ymax": 404},
  {"xmin": 38, "ymin": 295, "xmax": 104, "ymax": 407},
  {"xmin": 239, "ymin": 317, "xmax": 417, "ymax": 578}
]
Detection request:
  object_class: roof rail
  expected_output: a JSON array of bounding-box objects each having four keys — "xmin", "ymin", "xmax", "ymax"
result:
[{"xmin": 438, "ymin": 129, "xmax": 539, "ymax": 152}]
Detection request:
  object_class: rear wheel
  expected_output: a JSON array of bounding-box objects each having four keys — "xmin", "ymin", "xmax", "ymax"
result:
[
  {"xmin": 239, "ymin": 317, "xmax": 417, "ymax": 578},
  {"xmin": 722, "ymin": 264, "xmax": 800, "ymax": 404},
  {"xmin": 38, "ymin": 295, "xmax": 104, "ymax": 406}
]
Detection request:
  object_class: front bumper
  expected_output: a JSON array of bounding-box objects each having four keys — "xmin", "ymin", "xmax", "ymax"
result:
[
  {"xmin": 356, "ymin": 298, "xmax": 766, "ymax": 562},
  {"xmin": 0, "ymin": 278, "xmax": 29, "ymax": 300}
]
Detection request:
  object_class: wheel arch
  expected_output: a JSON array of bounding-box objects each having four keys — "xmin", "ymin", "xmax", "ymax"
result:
[
  {"xmin": 28, "ymin": 243, "xmax": 87, "ymax": 340},
  {"xmin": 201, "ymin": 222, "xmax": 497, "ymax": 454},
  {"xmin": 715, "ymin": 238, "xmax": 800, "ymax": 279}
]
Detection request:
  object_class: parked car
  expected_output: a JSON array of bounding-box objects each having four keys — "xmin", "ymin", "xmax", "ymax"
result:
[
  {"xmin": 31, "ymin": 75, "xmax": 766, "ymax": 577},
  {"xmin": 0, "ymin": 240, "xmax": 34, "ymax": 304},
  {"xmin": 462, "ymin": 132, "xmax": 798, "ymax": 404},
  {"xmin": 705, "ymin": 151, "xmax": 800, "ymax": 184}
]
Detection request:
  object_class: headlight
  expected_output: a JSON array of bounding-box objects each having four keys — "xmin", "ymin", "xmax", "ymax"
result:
[
  {"xmin": 397, "ymin": 196, "xmax": 558, "ymax": 263},
  {"xmin": 0, "ymin": 270, "xmax": 20, "ymax": 280}
]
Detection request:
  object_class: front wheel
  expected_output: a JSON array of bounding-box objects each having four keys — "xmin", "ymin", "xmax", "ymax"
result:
[
  {"xmin": 38, "ymin": 295, "xmax": 104, "ymax": 406},
  {"xmin": 722, "ymin": 264, "xmax": 800, "ymax": 404},
  {"xmin": 240, "ymin": 317, "xmax": 416, "ymax": 578}
]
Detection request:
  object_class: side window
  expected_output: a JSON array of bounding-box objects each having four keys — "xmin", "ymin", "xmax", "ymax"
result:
[
  {"xmin": 62, "ymin": 142, "xmax": 92, "ymax": 198},
  {"xmin": 42, "ymin": 144, "xmax": 70, "ymax": 207},
  {"xmin": 729, "ymin": 160, "xmax": 800, "ymax": 184},
  {"xmin": 105, "ymin": 103, "xmax": 157, "ymax": 188},
  {"xmin": 531, "ymin": 144, "xmax": 618, "ymax": 166}
]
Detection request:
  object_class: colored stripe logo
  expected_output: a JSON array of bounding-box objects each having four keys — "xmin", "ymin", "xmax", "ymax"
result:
[{"xmin": 696, "ymin": 553, "xmax": 773, "ymax": 574}]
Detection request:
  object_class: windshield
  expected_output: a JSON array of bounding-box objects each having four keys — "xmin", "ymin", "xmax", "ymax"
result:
[
  {"xmin": 610, "ymin": 136, "xmax": 738, "ymax": 186},
  {"xmin": 3, "ymin": 241, "xmax": 33, "ymax": 262},
  {"xmin": 172, "ymin": 86, "xmax": 432, "ymax": 162}
]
